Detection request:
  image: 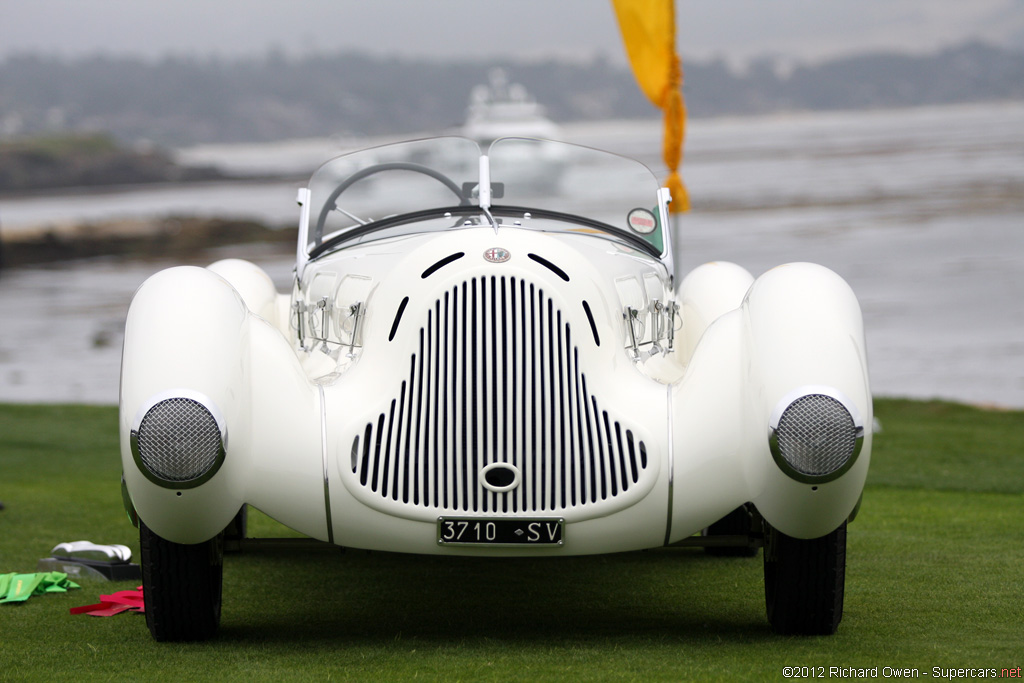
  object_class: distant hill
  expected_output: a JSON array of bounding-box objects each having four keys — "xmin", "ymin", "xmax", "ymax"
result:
[
  {"xmin": 0, "ymin": 41, "xmax": 1021, "ymax": 146},
  {"xmin": 0, "ymin": 133, "xmax": 223, "ymax": 192}
]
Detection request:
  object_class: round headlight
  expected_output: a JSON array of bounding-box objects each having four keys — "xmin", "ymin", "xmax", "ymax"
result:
[
  {"xmin": 130, "ymin": 390, "xmax": 227, "ymax": 488},
  {"xmin": 768, "ymin": 388, "xmax": 864, "ymax": 482}
]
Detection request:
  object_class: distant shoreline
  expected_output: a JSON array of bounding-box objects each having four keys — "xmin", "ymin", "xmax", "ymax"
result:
[
  {"xmin": 0, "ymin": 216, "xmax": 294, "ymax": 269},
  {"xmin": 0, "ymin": 172, "xmax": 299, "ymax": 202}
]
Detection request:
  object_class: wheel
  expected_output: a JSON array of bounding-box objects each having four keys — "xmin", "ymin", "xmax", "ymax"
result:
[
  {"xmin": 140, "ymin": 521, "xmax": 224, "ymax": 641},
  {"xmin": 763, "ymin": 520, "xmax": 846, "ymax": 635},
  {"xmin": 224, "ymin": 505, "xmax": 248, "ymax": 552},
  {"xmin": 702, "ymin": 504, "xmax": 759, "ymax": 557}
]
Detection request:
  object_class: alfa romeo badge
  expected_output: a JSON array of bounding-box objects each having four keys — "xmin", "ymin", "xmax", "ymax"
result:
[{"xmin": 483, "ymin": 247, "xmax": 511, "ymax": 263}]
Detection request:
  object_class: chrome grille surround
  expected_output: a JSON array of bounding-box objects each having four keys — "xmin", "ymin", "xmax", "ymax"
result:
[
  {"xmin": 768, "ymin": 387, "xmax": 864, "ymax": 483},
  {"xmin": 130, "ymin": 390, "xmax": 227, "ymax": 488},
  {"xmin": 349, "ymin": 275, "xmax": 654, "ymax": 516}
]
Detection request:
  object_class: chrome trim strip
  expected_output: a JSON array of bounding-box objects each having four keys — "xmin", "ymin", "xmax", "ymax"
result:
[
  {"xmin": 663, "ymin": 384, "xmax": 675, "ymax": 546},
  {"xmin": 658, "ymin": 186, "xmax": 675, "ymax": 282},
  {"xmin": 295, "ymin": 186, "xmax": 312, "ymax": 281},
  {"xmin": 319, "ymin": 385, "xmax": 335, "ymax": 545}
]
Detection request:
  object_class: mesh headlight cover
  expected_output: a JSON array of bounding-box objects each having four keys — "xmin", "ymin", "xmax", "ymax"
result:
[
  {"xmin": 131, "ymin": 392, "xmax": 226, "ymax": 488},
  {"xmin": 769, "ymin": 390, "xmax": 863, "ymax": 482}
]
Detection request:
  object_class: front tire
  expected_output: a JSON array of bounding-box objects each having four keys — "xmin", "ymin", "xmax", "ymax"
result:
[
  {"xmin": 224, "ymin": 505, "xmax": 248, "ymax": 552},
  {"xmin": 140, "ymin": 521, "xmax": 224, "ymax": 641},
  {"xmin": 763, "ymin": 520, "xmax": 846, "ymax": 635}
]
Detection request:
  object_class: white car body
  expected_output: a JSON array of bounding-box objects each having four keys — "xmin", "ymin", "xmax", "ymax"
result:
[{"xmin": 120, "ymin": 136, "xmax": 871, "ymax": 640}]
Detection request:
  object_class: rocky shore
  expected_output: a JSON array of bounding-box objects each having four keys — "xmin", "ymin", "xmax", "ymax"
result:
[
  {"xmin": 0, "ymin": 133, "xmax": 298, "ymax": 269},
  {"xmin": 0, "ymin": 133, "xmax": 226, "ymax": 193},
  {"xmin": 0, "ymin": 216, "xmax": 294, "ymax": 269}
]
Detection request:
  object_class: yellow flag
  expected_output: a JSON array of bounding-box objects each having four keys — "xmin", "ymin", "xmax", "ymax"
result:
[{"xmin": 611, "ymin": 0, "xmax": 690, "ymax": 212}]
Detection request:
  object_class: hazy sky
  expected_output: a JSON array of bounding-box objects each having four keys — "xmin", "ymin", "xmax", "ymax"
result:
[{"xmin": 2, "ymin": 0, "xmax": 1023, "ymax": 66}]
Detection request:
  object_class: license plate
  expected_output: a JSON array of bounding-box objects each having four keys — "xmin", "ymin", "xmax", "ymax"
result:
[{"xmin": 437, "ymin": 517, "xmax": 564, "ymax": 546}]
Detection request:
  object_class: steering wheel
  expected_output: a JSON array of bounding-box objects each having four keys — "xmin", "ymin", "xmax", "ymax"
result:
[{"xmin": 313, "ymin": 162, "xmax": 468, "ymax": 247}]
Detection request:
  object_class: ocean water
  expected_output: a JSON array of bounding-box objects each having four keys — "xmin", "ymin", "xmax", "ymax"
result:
[{"xmin": 1, "ymin": 102, "xmax": 1022, "ymax": 407}]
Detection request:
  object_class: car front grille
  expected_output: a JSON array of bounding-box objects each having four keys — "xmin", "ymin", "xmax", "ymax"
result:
[{"xmin": 351, "ymin": 276, "xmax": 648, "ymax": 513}]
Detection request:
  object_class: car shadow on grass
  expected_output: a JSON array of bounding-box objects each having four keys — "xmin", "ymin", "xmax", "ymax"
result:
[{"xmin": 215, "ymin": 546, "xmax": 773, "ymax": 646}]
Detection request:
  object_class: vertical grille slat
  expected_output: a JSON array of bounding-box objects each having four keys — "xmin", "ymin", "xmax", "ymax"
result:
[
  {"xmin": 400, "ymin": 371, "xmax": 414, "ymax": 503},
  {"xmin": 580, "ymin": 374, "xmax": 598, "ymax": 504},
  {"xmin": 371, "ymin": 413, "xmax": 385, "ymax": 492},
  {"xmin": 528, "ymin": 282, "xmax": 539, "ymax": 513},
  {"xmin": 566, "ymin": 335, "xmax": 579, "ymax": 507},
  {"xmin": 497, "ymin": 277, "xmax": 508, "ymax": 514},
  {"xmin": 352, "ymin": 276, "xmax": 650, "ymax": 513},
  {"xmin": 381, "ymin": 398, "xmax": 398, "ymax": 498},
  {"xmin": 537, "ymin": 289, "xmax": 548, "ymax": 511},
  {"xmin": 555, "ymin": 309, "xmax": 567, "ymax": 509},
  {"xmin": 510, "ymin": 278, "xmax": 520, "ymax": 514},
  {"xmin": 412, "ymin": 329, "xmax": 426, "ymax": 505},
  {"xmin": 427, "ymin": 305, "xmax": 439, "ymax": 507},
  {"xmin": 441, "ymin": 291, "xmax": 452, "ymax": 509}
]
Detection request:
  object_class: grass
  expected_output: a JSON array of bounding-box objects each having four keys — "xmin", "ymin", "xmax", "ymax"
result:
[{"xmin": 1, "ymin": 399, "xmax": 1022, "ymax": 681}]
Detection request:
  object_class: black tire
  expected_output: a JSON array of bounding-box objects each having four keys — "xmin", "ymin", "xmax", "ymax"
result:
[
  {"xmin": 763, "ymin": 519, "xmax": 846, "ymax": 635},
  {"xmin": 702, "ymin": 505, "xmax": 759, "ymax": 557},
  {"xmin": 224, "ymin": 505, "xmax": 248, "ymax": 551},
  {"xmin": 140, "ymin": 521, "xmax": 224, "ymax": 641}
]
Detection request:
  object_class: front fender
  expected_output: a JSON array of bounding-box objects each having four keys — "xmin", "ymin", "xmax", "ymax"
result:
[
  {"xmin": 743, "ymin": 263, "xmax": 872, "ymax": 538},
  {"xmin": 119, "ymin": 266, "xmax": 250, "ymax": 544},
  {"xmin": 669, "ymin": 262, "xmax": 871, "ymax": 541}
]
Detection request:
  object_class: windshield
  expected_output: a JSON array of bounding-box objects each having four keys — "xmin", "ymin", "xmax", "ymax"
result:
[
  {"xmin": 300, "ymin": 136, "xmax": 668, "ymax": 264},
  {"xmin": 488, "ymin": 137, "xmax": 667, "ymax": 254}
]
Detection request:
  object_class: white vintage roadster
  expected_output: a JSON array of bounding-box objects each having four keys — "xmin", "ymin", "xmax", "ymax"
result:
[{"xmin": 119, "ymin": 136, "xmax": 871, "ymax": 641}]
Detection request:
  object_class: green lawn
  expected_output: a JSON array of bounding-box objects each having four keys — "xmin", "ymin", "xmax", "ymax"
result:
[{"xmin": 1, "ymin": 400, "xmax": 1021, "ymax": 681}]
